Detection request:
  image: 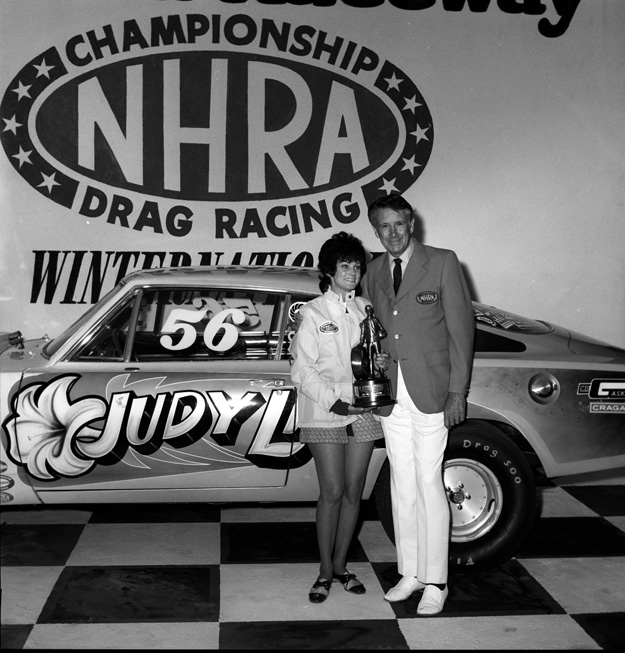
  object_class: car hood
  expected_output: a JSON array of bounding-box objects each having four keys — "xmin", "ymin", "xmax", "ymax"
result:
[
  {"xmin": 566, "ymin": 329, "xmax": 625, "ymax": 360},
  {"xmin": 0, "ymin": 337, "xmax": 49, "ymax": 373}
]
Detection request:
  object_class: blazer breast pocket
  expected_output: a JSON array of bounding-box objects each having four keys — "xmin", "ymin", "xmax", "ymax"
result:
[{"xmin": 415, "ymin": 290, "xmax": 439, "ymax": 305}]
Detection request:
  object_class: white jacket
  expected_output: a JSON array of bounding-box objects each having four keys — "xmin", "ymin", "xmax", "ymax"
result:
[{"xmin": 290, "ymin": 289, "xmax": 369, "ymax": 428}]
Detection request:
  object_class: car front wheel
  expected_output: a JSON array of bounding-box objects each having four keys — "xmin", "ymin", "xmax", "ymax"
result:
[{"xmin": 374, "ymin": 421, "xmax": 537, "ymax": 570}]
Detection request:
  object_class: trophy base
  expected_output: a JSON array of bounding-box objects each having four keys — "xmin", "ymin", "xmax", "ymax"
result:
[{"xmin": 353, "ymin": 377, "xmax": 396, "ymax": 408}]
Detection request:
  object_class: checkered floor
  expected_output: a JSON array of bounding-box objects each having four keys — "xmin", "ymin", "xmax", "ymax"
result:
[{"xmin": 2, "ymin": 474, "xmax": 624, "ymax": 650}]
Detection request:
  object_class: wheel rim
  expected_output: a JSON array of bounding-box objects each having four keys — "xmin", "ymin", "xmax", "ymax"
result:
[{"xmin": 444, "ymin": 458, "xmax": 504, "ymax": 543}]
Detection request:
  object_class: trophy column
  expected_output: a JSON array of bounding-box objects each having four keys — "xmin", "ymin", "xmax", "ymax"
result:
[{"xmin": 351, "ymin": 305, "xmax": 396, "ymax": 408}]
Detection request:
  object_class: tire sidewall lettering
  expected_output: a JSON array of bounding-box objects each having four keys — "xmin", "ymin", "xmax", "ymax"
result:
[{"xmin": 461, "ymin": 437, "xmax": 524, "ymax": 485}]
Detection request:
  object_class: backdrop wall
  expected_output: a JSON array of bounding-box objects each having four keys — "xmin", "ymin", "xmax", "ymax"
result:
[{"xmin": 1, "ymin": 0, "xmax": 623, "ymax": 348}]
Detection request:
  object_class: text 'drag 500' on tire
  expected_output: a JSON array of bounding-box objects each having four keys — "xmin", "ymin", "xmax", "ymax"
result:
[{"xmin": 374, "ymin": 421, "xmax": 537, "ymax": 571}]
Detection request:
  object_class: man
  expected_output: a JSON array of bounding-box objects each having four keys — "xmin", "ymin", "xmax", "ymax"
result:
[{"xmin": 360, "ymin": 193, "xmax": 474, "ymax": 616}]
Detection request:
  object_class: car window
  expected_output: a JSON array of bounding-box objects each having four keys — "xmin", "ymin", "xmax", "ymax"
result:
[
  {"xmin": 69, "ymin": 287, "xmax": 314, "ymax": 363},
  {"xmin": 44, "ymin": 282, "xmax": 127, "ymax": 358},
  {"xmin": 131, "ymin": 288, "xmax": 298, "ymax": 362},
  {"xmin": 72, "ymin": 297, "xmax": 135, "ymax": 361},
  {"xmin": 474, "ymin": 328, "xmax": 526, "ymax": 353}
]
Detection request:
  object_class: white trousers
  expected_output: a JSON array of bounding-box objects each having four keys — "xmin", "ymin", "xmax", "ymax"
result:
[{"xmin": 380, "ymin": 364, "xmax": 450, "ymax": 583}]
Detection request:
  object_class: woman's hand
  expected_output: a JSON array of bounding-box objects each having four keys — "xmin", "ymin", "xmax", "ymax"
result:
[{"xmin": 346, "ymin": 404, "xmax": 371, "ymax": 415}]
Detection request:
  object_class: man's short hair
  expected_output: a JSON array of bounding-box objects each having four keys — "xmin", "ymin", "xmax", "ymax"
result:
[{"xmin": 367, "ymin": 193, "xmax": 414, "ymax": 223}]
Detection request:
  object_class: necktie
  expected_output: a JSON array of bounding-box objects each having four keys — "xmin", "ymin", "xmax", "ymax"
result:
[{"xmin": 393, "ymin": 258, "xmax": 402, "ymax": 295}]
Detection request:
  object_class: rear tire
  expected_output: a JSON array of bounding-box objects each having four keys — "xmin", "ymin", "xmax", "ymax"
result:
[{"xmin": 374, "ymin": 421, "xmax": 537, "ymax": 570}]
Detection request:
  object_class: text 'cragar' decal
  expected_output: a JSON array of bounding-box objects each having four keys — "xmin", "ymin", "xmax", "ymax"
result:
[{"xmin": 1, "ymin": 13, "xmax": 433, "ymax": 238}]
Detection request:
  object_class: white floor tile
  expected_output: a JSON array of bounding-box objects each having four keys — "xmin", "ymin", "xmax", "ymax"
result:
[
  {"xmin": 218, "ymin": 562, "xmax": 396, "ymax": 622},
  {"xmin": 357, "ymin": 519, "xmax": 397, "ymax": 562},
  {"xmin": 24, "ymin": 623, "xmax": 220, "ymax": 649},
  {"xmin": 553, "ymin": 469, "xmax": 625, "ymax": 486},
  {"xmin": 0, "ymin": 566, "xmax": 64, "ymax": 625},
  {"xmin": 400, "ymin": 614, "xmax": 601, "ymax": 650},
  {"xmin": 519, "ymin": 557, "xmax": 625, "ymax": 614},
  {"xmin": 66, "ymin": 522, "xmax": 221, "ymax": 565},
  {"xmin": 606, "ymin": 515, "xmax": 625, "ymax": 533},
  {"xmin": 536, "ymin": 486, "xmax": 598, "ymax": 518}
]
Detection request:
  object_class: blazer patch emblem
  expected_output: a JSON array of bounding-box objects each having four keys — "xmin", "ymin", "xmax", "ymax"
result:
[
  {"xmin": 416, "ymin": 291, "xmax": 438, "ymax": 304},
  {"xmin": 319, "ymin": 321, "xmax": 339, "ymax": 334}
]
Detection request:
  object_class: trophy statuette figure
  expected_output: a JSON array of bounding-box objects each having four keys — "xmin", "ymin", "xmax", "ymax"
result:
[{"xmin": 351, "ymin": 305, "xmax": 396, "ymax": 408}]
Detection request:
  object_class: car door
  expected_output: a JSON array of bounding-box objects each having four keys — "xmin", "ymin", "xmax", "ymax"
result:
[{"xmin": 10, "ymin": 285, "xmax": 313, "ymax": 496}]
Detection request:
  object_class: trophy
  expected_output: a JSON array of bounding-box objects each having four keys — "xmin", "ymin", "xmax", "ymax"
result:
[{"xmin": 351, "ymin": 305, "xmax": 396, "ymax": 408}]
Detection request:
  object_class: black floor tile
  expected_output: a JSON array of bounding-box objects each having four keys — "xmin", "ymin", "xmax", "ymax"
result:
[
  {"xmin": 372, "ymin": 560, "xmax": 565, "ymax": 618},
  {"xmin": 0, "ymin": 624, "xmax": 33, "ymax": 650},
  {"xmin": 561, "ymin": 485, "xmax": 625, "ymax": 517},
  {"xmin": 0, "ymin": 524, "xmax": 85, "ymax": 566},
  {"xmin": 359, "ymin": 497, "xmax": 380, "ymax": 521},
  {"xmin": 572, "ymin": 612, "xmax": 625, "ymax": 650},
  {"xmin": 87, "ymin": 503, "xmax": 221, "ymax": 523},
  {"xmin": 219, "ymin": 619, "xmax": 409, "ymax": 650},
  {"xmin": 221, "ymin": 522, "xmax": 367, "ymax": 564},
  {"xmin": 37, "ymin": 565, "xmax": 220, "ymax": 623},
  {"xmin": 517, "ymin": 517, "xmax": 625, "ymax": 558}
]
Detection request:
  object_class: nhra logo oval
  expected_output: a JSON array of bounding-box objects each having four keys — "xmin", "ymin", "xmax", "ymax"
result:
[
  {"xmin": 0, "ymin": 14, "xmax": 433, "ymax": 208},
  {"xmin": 319, "ymin": 321, "xmax": 339, "ymax": 334},
  {"xmin": 416, "ymin": 291, "xmax": 438, "ymax": 304}
]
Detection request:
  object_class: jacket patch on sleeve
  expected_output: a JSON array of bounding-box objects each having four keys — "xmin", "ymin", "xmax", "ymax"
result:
[
  {"xmin": 416, "ymin": 291, "xmax": 439, "ymax": 304},
  {"xmin": 319, "ymin": 321, "xmax": 339, "ymax": 333}
]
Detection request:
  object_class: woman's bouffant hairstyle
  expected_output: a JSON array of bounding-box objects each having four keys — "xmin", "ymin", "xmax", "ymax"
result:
[{"xmin": 317, "ymin": 231, "xmax": 367, "ymax": 294}]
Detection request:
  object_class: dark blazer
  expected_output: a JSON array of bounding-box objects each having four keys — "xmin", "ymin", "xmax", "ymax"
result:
[{"xmin": 360, "ymin": 239, "xmax": 475, "ymax": 416}]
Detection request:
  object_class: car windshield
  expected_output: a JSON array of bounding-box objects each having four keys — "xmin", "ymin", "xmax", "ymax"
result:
[
  {"xmin": 43, "ymin": 282, "xmax": 126, "ymax": 358},
  {"xmin": 473, "ymin": 303, "xmax": 553, "ymax": 334}
]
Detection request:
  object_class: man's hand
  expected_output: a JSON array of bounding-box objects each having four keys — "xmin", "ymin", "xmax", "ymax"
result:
[
  {"xmin": 444, "ymin": 392, "xmax": 466, "ymax": 429},
  {"xmin": 374, "ymin": 350, "xmax": 391, "ymax": 373}
]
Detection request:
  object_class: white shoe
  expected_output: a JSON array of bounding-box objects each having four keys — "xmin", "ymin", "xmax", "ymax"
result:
[
  {"xmin": 384, "ymin": 576, "xmax": 425, "ymax": 602},
  {"xmin": 417, "ymin": 585, "xmax": 449, "ymax": 616}
]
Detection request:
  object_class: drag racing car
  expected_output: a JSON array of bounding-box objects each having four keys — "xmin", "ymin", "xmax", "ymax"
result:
[{"xmin": 1, "ymin": 266, "xmax": 624, "ymax": 570}]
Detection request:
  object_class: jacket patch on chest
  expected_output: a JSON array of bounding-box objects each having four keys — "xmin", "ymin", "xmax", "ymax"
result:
[
  {"xmin": 319, "ymin": 321, "xmax": 339, "ymax": 333},
  {"xmin": 416, "ymin": 291, "xmax": 439, "ymax": 304}
]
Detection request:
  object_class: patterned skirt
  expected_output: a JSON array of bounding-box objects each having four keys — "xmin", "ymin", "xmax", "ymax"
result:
[{"xmin": 299, "ymin": 412, "xmax": 384, "ymax": 444}]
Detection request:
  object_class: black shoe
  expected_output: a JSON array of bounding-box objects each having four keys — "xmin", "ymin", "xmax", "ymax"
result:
[
  {"xmin": 309, "ymin": 578, "xmax": 332, "ymax": 603},
  {"xmin": 333, "ymin": 570, "xmax": 366, "ymax": 594}
]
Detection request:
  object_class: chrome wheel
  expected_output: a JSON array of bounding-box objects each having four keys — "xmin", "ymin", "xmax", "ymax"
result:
[{"xmin": 444, "ymin": 458, "xmax": 503, "ymax": 543}]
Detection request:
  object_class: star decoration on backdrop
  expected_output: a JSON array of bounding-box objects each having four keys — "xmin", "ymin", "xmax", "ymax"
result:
[
  {"xmin": 402, "ymin": 95, "xmax": 422, "ymax": 114},
  {"xmin": 362, "ymin": 60, "xmax": 434, "ymax": 206},
  {"xmin": 38, "ymin": 171, "xmax": 61, "ymax": 193},
  {"xmin": 34, "ymin": 58, "xmax": 55, "ymax": 79},
  {"xmin": 3, "ymin": 115, "xmax": 22, "ymax": 135},
  {"xmin": 0, "ymin": 46, "xmax": 78, "ymax": 208},
  {"xmin": 411, "ymin": 123, "xmax": 430, "ymax": 143},
  {"xmin": 12, "ymin": 146, "xmax": 32, "ymax": 168},
  {"xmin": 379, "ymin": 177, "xmax": 399, "ymax": 194},
  {"xmin": 384, "ymin": 72, "xmax": 403, "ymax": 92},
  {"xmin": 12, "ymin": 81, "xmax": 32, "ymax": 101},
  {"xmin": 401, "ymin": 155, "xmax": 421, "ymax": 175}
]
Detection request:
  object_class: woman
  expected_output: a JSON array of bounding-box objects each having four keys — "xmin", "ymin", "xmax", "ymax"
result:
[{"xmin": 290, "ymin": 231, "xmax": 389, "ymax": 603}]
